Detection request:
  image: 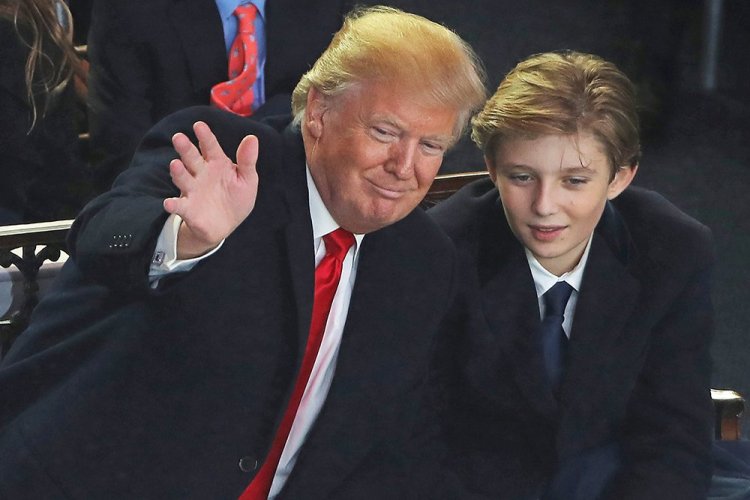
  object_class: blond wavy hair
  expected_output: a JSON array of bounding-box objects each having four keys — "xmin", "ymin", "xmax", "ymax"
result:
[
  {"xmin": 473, "ymin": 51, "xmax": 641, "ymax": 174},
  {"xmin": 291, "ymin": 5, "xmax": 487, "ymax": 139}
]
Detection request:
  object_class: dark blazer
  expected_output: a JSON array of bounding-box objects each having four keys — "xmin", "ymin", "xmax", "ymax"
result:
[
  {"xmin": 0, "ymin": 18, "xmax": 89, "ymax": 224},
  {"xmin": 87, "ymin": 0, "xmax": 353, "ymax": 191},
  {"xmin": 429, "ymin": 178, "xmax": 714, "ymax": 500},
  {"xmin": 0, "ymin": 107, "xmax": 456, "ymax": 499}
]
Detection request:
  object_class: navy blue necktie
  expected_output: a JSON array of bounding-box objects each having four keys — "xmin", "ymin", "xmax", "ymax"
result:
[{"xmin": 541, "ymin": 281, "xmax": 574, "ymax": 392}]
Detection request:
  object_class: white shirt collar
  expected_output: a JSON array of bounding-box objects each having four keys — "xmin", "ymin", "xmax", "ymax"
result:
[
  {"xmin": 526, "ymin": 235, "xmax": 593, "ymax": 298},
  {"xmin": 215, "ymin": 0, "xmax": 266, "ymax": 23}
]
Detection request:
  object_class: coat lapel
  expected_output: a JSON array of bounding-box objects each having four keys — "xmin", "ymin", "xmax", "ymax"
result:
[
  {"xmin": 480, "ymin": 227, "xmax": 561, "ymax": 420},
  {"xmin": 561, "ymin": 235, "xmax": 640, "ymax": 406},
  {"xmin": 556, "ymin": 203, "xmax": 641, "ymax": 454},
  {"xmin": 169, "ymin": 0, "xmax": 228, "ymax": 94},
  {"xmin": 279, "ymin": 220, "xmax": 439, "ymax": 499},
  {"xmin": 279, "ymin": 126, "xmax": 316, "ymax": 365}
]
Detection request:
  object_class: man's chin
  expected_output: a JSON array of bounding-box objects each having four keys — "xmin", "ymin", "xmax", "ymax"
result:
[{"xmin": 347, "ymin": 211, "xmax": 407, "ymax": 234}]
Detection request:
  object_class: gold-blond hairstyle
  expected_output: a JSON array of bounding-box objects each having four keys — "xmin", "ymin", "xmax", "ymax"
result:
[
  {"xmin": 0, "ymin": 0, "xmax": 79, "ymax": 130},
  {"xmin": 291, "ymin": 5, "xmax": 487, "ymax": 139},
  {"xmin": 473, "ymin": 51, "xmax": 641, "ymax": 175}
]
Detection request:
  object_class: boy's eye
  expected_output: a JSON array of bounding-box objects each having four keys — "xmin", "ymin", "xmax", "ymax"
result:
[
  {"xmin": 509, "ymin": 173, "xmax": 533, "ymax": 183},
  {"xmin": 566, "ymin": 177, "xmax": 589, "ymax": 186}
]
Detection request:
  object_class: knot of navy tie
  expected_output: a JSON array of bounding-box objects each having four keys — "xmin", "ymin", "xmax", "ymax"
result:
[{"xmin": 541, "ymin": 281, "xmax": 574, "ymax": 393}]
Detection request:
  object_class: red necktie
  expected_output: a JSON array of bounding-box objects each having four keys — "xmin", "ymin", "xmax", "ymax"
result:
[
  {"xmin": 239, "ymin": 228, "xmax": 356, "ymax": 500},
  {"xmin": 211, "ymin": 4, "xmax": 258, "ymax": 117}
]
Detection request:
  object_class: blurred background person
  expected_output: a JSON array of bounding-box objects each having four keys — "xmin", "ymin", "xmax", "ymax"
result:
[
  {"xmin": 0, "ymin": 0, "xmax": 91, "ymax": 224},
  {"xmin": 86, "ymin": 0, "xmax": 356, "ymax": 192}
]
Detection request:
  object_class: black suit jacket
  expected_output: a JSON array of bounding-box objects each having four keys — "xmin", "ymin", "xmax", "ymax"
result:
[
  {"xmin": 87, "ymin": 0, "xmax": 353, "ymax": 191},
  {"xmin": 429, "ymin": 178, "xmax": 714, "ymax": 500},
  {"xmin": 0, "ymin": 107, "xmax": 456, "ymax": 499}
]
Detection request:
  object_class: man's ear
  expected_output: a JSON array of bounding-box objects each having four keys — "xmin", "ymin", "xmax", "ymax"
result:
[
  {"xmin": 607, "ymin": 164, "xmax": 638, "ymax": 200},
  {"xmin": 305, "ymin": 87, "xmax": 326, "ymax": 139}
]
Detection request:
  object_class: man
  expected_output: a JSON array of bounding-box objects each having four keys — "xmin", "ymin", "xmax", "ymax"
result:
[
  {"xmin": 87, "ymin": 0, "xmax": 355, "ymax": 191},
  {"xmin": 0, "ymin": 6, "xmax": 486, "ymax": 499}
]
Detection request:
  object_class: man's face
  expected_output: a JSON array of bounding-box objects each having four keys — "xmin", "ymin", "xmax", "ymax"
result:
[
  {"xmin": 304, "ymin": 83, "xmax": 458, "ymax": 234},
  {"xmin": 488, "ymin": 133, "xmax": 635, "ymax": 276}
]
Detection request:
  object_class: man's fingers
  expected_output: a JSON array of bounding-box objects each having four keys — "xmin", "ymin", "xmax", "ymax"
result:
[
  {"xmin": 194, "ymin": 121, "xmax": 227, "ymax": 162},
  {"xmin": 236, "ymin": 134, "xmax": 259, "ymax": 180},
  {"xmin": 163, "ymin": 196, "xmax": 186, "ymax": 216},
  {"xmin": 169, "ymin": 159, "xmax": 193, "ymax": 192},
  {"xmin": 172, "ymin": 132, "xmax": 204, "ymax": 175}
]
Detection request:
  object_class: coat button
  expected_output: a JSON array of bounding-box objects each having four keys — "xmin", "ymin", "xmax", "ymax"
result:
[{"xmin": 238, "ymin": 456, "xmax": 258, "ymax": 472}]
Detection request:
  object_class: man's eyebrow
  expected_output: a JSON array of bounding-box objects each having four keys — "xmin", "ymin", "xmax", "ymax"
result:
[
  {"xmin": 369, "ymin": 116, "xmax": 403, "ymax": 130},
  {"xmin": 369, "ymin": 115, "xmax": 454, "ymax": 144}
]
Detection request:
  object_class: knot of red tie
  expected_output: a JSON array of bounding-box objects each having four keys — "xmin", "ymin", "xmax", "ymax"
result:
[
  {"xmin": 323, "ymin": 228, "xmax": 355, "ymax": 261},
  {"xmin": 235, "ymin": 4, "xmax": 257, "ymax": 34}
]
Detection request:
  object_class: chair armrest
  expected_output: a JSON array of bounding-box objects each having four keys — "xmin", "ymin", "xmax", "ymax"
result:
[{"xmin": 712, "ymin": 389, "xmax": 745, "ymax": 440}]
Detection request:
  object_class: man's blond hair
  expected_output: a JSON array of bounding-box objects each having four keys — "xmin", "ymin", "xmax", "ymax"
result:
[{"xmin": 291, "ymin": 6, "xmax": 486, "ymax": 139}]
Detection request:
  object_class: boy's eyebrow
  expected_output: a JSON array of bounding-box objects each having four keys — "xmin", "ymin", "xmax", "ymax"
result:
[{"xmin": 497, "ymin": 162, "xmax": 601, "ymax": 175}]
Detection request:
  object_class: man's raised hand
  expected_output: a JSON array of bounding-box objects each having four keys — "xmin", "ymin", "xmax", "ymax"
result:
[{"xmin": 163, "ymin": 121, "xmax": 259, "ymax": 259}]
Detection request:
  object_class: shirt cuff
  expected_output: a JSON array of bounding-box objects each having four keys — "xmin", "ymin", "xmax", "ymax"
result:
[{"xmin": 148, "ymin": 214, "xmax": 225, "ymax": 284}]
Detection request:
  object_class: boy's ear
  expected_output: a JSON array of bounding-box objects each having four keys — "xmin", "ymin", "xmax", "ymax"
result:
[
  {"xmin": 607, "ymin": 165, "xmax": 638, "ymax": 200},
  {"xmin": 484, "ymin": 155, "xmax": 498, "ymax": 185}
]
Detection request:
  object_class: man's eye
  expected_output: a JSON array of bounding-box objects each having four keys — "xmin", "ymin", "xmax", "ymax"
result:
[
  {"xmin": 371, "ymin": 127, "xmax": 395, "ymax": 141},
  {"xmin": 421, "ymin": 142, "xmax": 445, "ymax": 156}
]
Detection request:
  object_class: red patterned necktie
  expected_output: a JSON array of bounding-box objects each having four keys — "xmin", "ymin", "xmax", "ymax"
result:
[
  {"xmin": 239, "ymin": 228, "xmax": 356, "ymax": 500},
  {"xmin": 211, "ymin": 4, "xmax": 258, "ymax": 116}
]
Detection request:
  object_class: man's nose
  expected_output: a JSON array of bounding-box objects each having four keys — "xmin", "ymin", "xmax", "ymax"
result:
[{"xmin": 385, "ymin": 141, "xmax": 417, "ymax": 179}]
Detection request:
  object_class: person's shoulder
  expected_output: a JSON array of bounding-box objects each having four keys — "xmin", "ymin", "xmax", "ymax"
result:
[
  {"xmin": 406, "ymin": 208, "xmax": 454, "ymax": 246},
  {"xmin": 428, "ymin": 176, "xmax": 498, "ymax": 239},
  {"xmin": 369, "ymin": 208, "xmax": 456, "ymax": 273},
  {"xmin": 145, "ymin": 106, "xmax": 286, "ymax": 148},
  {"xmin": 90, "ymin": 0, "xmax": 166, "ymax": 26},
  {"xmin": 614, "ymin": 186, "xmax": 713, "ymax": 263}
]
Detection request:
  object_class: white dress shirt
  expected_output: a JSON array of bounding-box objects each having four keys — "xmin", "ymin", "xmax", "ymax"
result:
[
  {"xmin": 525, "ymin": 236, "xmax": 593, "ymax": 338},
  {"xmin": 149, "ymin": 168, "xmax": 363, "ymax": 497}
]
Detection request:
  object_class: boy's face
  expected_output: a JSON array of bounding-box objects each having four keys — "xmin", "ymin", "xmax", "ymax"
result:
[{"xmin": 488, "ymin": 133, "xmax": 635, "ymax": 276}]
